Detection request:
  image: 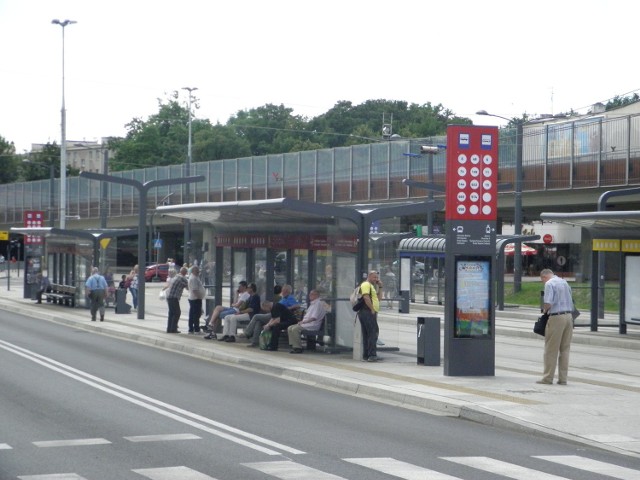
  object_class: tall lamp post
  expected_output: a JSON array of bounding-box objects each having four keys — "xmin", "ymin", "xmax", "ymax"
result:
[
  {"xmin": 477, "ymin": 110, "xmax": 524, "ymax": 293},
  {"xmin": 182, "ymin": 86, "xmax": 197, "ymax": 265},
  {"xmin": 52, "ymin": 18, "xmax": 76, "ymax": 230}
]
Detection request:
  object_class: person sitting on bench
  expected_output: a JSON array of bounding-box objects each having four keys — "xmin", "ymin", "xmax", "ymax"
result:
[{"xmin": 287, "ymin": 289, "xmax": 326, "ymax": 353}]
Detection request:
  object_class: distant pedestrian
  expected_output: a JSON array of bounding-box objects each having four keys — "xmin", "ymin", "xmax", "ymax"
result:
[
  {"xmin": 85, "ymin": 267, "xmax": 108, "ymax": 322},
  {"xmin": 537, "ymin": 268, "xmax": 574, "ymax": 385},
  {"xmin": 166, "ymin": 266, "xmax": 189, "ymax": 333},
  {"xmin": 127, "ymin": 265, "xmax": 139, "ymax": 311},
  {"xmin": 187, "ymin": 265, "xmax": 206, "ymax": 334},
  {"xmin": 35, "ymin": 272, "xmax": 51, "ymax": 304}
]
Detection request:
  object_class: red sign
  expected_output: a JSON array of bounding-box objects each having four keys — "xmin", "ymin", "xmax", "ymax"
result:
[
  {"xmin": 543, "ymin": 234, "xmax": 553, "ymax": 244},
  {"xmin": 445, "ymin": 125, "xmax": 499, "ymax": 221},
  {"xmin": 24, "ymin": 210, "xmax": 44, "ymax": 245}
]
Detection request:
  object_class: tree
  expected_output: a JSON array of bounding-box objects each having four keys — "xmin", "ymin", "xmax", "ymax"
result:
[
  {"xmin": 109, "ymin": 92, "xmax": 194, "ymax": 171},
  {"xmin": 0, "ymin": 136, "xmax": 20, "ymax": 184},
  {"xmin": 605, "ymin": 93, "xmax": 640, "ymax": 111}
]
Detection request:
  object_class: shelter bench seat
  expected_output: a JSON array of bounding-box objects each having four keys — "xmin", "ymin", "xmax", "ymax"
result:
[{"xmin": 45, "ymin": 283, "xmax": 77, "ymax": 307}]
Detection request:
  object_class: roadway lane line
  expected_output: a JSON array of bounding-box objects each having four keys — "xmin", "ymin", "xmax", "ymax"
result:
[
  {"xmin": 345, "ymin": 457, "xmax": 463, "ymax": 479},
  {"xmin": 33, "ymin": 438, "xmax": 111, "ymax": 448},
  {"xmin": 124, "ymin": 433, "xmax": 201, "ymax": 442},
  {"xmin": 132, "ymin": 466, "xmax": 217, "ymax": 480},
  {"xmin": 18, "ymin": 474, "xmax": 88, "ymax": 479},
  {"xmin": 0, "ymin": 339, "xmax": 304, "ymax": 456},
  {"xmin": 441, "ymin": 456, "xmax": 571, "ymax": 479},
  {"xmin": 535, "ymin": 455, "xmax": 640, "ymax": 480},
  {"xmin": 243, "ymin": 460, "xmax": 347, "ymax": 479}
]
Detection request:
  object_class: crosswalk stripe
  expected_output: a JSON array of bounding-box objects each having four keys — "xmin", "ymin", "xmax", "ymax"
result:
[
  {"xmin": 535, "ymin": 455, "xmax": 640, "ymax": 480},
  {"xmin": 124, "ymin": 433, "xmax": 201, "ymax": 442},
  {"xmin": 18, "ymin": 474, "xmax": 88, "ymax": 480},
  {"xmin": 243, "ymin": 460, "xmax": 347, "ymax": 479},
  {"xmin": 33, "ymin": 438, "xmax": 111, "ymax": 448},
  {"xmin": 132, "ymin": 466, "xmax": 217, "ymax": 480},
  {"xmin": 441, "ymin": 456, "xmax": 571, "ymax": 479},
  {"xmin": 0, "ymin": 443, "xmax": 12, "ymax": 449},
  {"xmin": 344, "ymin": 457, "xmax": 463, "ymax": 479}
]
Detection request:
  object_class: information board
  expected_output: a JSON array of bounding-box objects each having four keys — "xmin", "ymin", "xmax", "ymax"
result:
[{"xmin": 445, "ymin": 126, "xmax": 498, "ymax": 222}]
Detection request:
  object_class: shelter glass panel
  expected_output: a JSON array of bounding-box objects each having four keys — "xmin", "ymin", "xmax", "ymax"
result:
[
  {"xmin": 254, "ymin": 248, "xmax": 267, "ymax": 300},
  {"xmin": 352, "ymin": 145, "xmax": 370, "ymax": 201},
  {"xmin": 316, "ymin": 150, "xmax": 333, "ymax": 202},
  {"xmin": 208, "ymin": 161, "xmax": 223, "ymax": 202},
  {"xmin": 292, "ymin": 249, "xmax": 308, "ymax": 306},
  {"xmin": 237, "ymin": 158, "xmax": 252, "ymax": 201},
  {"xmin": 267, "ymin": 155, "xmax": 284, "ymax": 199},
  {"xmin": 223, "ymin": 159, "xmax": 238, "ymax": 201},
  {"xmin": 299, "ymin": 153, "xmax": 315, "ymax": 201},
  {"xmin": 252, "ymin": 156, "xmax": 267, "ymax": 200}
]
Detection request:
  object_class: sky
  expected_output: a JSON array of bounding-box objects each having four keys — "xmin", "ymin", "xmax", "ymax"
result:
[{"xmin": 1, "ymin": 0, "xmax": 639, "ymax": 153}]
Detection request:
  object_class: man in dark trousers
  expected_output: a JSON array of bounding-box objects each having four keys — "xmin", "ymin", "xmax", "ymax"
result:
[
  {"xmin": 358, "ymin": 270, "xmax": 381, "ymax": 362},
  {"xmin": 85, "ymin": 267, "xmax": 108, "ymax": 322},
  {"xmin": 166, "ymin": 267, "xmax": 189, "ymax": 333}
]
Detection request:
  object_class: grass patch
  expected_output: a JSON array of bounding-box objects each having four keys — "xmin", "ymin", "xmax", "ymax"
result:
[{"xmin": 502, "ymin": 281, "xmax": 620, "ymax": 313}]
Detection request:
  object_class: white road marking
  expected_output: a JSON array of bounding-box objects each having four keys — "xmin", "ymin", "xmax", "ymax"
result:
[
  {"xmin": 33, "ymin": 438, "xmax": 111, "ymax": 448},
  {"xmin": 442, "ymin": 456, "xmax": 572, "ymax": 479},
  {"xmin": 0, "ymin": 339, "xmax": 304, "ymax": 456},
  {"xmin": 345, "ymin": 457, "xmax": 463, "ymax": 479},
  {"xmin": 535, "ymin": 455, "xmax": 640, "ymax": 480},
  {"xmin": 18, "ymin": 474, "xmax": 88, "ymax": 480},
  {"xmin": 243, "ymin": 460, "xmax": 347, "ymax": 479},
  {"xmin": 0, "ymin": 442, "xmax": 12, "ymax": 449},
  {"xmin": 133, "ymin": 466, "xmax": 217, "ymax": 479},
  {"xmin": 124, "ymin": 433, "xmax": 201, "ymax": 442}
]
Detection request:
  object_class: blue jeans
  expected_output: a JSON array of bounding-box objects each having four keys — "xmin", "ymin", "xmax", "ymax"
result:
[{"xmin": 129, "ymin": 287, "xmax": 138, "ymax": 309}]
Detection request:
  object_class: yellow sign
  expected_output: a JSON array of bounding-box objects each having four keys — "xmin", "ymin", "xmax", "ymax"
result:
[
  {"xmin": 99, "ymin": 238, "xmax": 111, "ymax": 250},
  {"xmin": 0, "ymin": 231, "xmax": 8, "ymax": 241},
  {"xmin": 592, "ymin": 239, "xmax": 620, "ymax": 252},
  {"xmin": 622, "ymin": 240, "xmax": 640, "ymax": 252}
]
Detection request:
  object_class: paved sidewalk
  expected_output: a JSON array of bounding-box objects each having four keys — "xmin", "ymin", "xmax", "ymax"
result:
[{"xmin": 1, "ymin": 280, "xmax": 639, "ymax": 459}]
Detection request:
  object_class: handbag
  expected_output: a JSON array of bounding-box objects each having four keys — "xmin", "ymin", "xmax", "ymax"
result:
[
  {"xmin": 534, "ymin": 313, "xmax": 549, "ymax": 336},
  {"xmin": 159, "ymin": 289, "xmax": 166, "ymax": 300},
  {"xmin": 259, "ymin": 330, "xmax": 272, "ymax": 350},
  {"xmin": 571, "ymin": 304, "xmax": 580, "ymax": 321}
]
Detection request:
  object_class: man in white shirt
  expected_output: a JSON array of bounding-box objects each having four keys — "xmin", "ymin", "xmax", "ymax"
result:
[{"xmin": 287, "ymin": 289, "xmax": 326, "ymax": 353}]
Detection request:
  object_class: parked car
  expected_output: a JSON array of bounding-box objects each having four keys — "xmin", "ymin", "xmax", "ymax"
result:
[{"xmin": 145, "ymin": 263, "xmax": 169, "ymax": 281}]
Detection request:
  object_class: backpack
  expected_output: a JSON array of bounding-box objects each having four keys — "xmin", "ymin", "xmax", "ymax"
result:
[{"xmin": 350, "ymin": 284, "xmax": 365, "ymax": 312}]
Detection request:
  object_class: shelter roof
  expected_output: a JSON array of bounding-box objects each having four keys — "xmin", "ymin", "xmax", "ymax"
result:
[
  {"xmin": 398, "ymin": 234, "xmax": 541, "ymax": 256},
  {"xmin": 540, "ymin": 211, "xmax": 640, "ymax": 239},
  {"xmin": 156, "ymin": 198, "xmax": 443, "ymax": 234}
]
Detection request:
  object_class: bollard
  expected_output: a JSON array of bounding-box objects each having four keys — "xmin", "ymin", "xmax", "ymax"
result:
[{"xmin": 417, "ymin": 316, "xmax": 440, "ymax": 366}]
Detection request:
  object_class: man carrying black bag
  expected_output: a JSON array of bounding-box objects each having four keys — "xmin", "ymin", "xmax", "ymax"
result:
[{"xmin": 537, "ymin": 269, "xmax": 574, "ymax": 385}]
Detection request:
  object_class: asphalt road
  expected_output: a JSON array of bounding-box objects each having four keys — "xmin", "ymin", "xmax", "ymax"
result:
[{"xmin": 1, "ymin": 311, "xmax": 639, "ymax": 479}]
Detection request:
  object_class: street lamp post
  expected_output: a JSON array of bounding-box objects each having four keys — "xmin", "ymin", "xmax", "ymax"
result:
[
  {"xmin": 52, "ymin": 18, "xmax": 76, "ymax": 230},
  {"xmin": 182, "ymin": 87, "xmax": 197, "ymax": 265},
  {"xmin": 477, "ymin": 110, "xmax": 524, "ymax": 293}
]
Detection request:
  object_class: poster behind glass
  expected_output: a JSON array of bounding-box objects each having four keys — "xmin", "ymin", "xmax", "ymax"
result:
[{"xmin": 454, "ymin": 257, "xmax": 491, "ymax": 338}]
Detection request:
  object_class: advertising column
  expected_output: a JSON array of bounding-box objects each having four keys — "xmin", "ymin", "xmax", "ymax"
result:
[
  {"xmin": 444, "ymin": 125, "xmax": 498, "ymax": 376},
  {"xmin": 23, "ymin": 211, "xmax": 45, "ymax": 299}
]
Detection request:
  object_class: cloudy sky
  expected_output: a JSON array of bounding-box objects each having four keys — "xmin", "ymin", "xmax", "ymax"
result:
[{"xmin": 1, "ymin": 0, "xmax": 637, "ymax": 153}]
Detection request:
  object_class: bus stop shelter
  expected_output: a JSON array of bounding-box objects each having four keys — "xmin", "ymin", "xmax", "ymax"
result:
[
  {"xmin": 397, "ymin": 234, "xmax": 541, "ymax": 310},
  {"xmin": 157, "ymin": 197, "xmax": 443, "ymax": 351},
  {"xmin": 540, "ymin": 210, "xmax": 640, "ymax": 333},
  {"xmin": 10, "ymin": 227, "xmax": 136, "ymax": 303}
]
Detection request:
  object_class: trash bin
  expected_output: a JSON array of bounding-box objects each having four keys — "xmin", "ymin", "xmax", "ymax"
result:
[
  {"xmin": 115, "ymin": 288, "xmax": 131, "ymax": 314},
  {"xmin": 417, "ymin": 316, "xmax": 440, "ymax": 366},
  {"xmin": 398, "ymin": 290, "xmax": 410, "ymax": 314}
]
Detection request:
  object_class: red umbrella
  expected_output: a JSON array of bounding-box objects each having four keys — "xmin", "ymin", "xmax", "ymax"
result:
[{"xmin": 504, "ymin": 244, "xmax": 538, "ymax": 256}]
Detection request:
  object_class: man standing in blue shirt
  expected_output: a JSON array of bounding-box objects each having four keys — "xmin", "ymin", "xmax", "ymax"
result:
[
  {"xmin": 538, "ymin": 268, "xmax": 574, "ymax": 385},
  {"xmin": 85, "ymin": 267, "xmax": 108, "ymax": 322}
]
